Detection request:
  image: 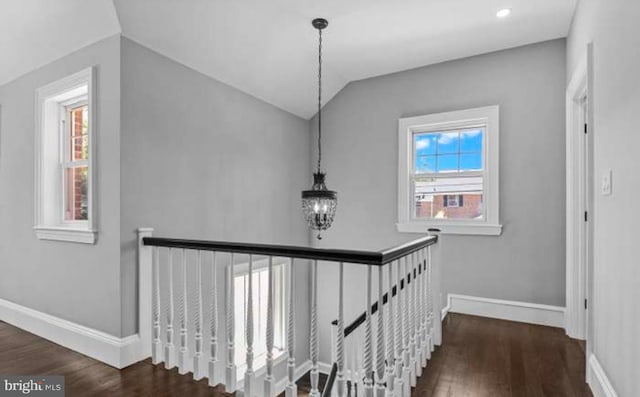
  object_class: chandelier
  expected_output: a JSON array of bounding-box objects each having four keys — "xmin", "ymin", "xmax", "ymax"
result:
[{"xmin": 301, "ymin": 18, "xmax": 337, "ymax": 240}]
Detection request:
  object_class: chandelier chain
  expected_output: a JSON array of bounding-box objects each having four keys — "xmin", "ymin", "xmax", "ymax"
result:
[{"xmin": 317, "ymin": 28, "xmax": 323, "ymax": 174}]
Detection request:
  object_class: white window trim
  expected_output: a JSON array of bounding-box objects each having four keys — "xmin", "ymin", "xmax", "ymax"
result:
[
  {"xmin": 34, "ymin": 67, "xmax": 97, "ymax": 244},
  {"xmin": 397, "ymin": 106, "xmax": 501, "ymax": 236}
]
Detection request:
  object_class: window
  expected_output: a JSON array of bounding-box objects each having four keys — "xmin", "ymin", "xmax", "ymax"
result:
[
  {"xmin": 397, "ymin": 106, "xmax": 501, "ymax": 235},
  {"xmin": 34, "ymin": 68, "xmax": 96, "ymax": 243},
  {"xmin": 443, "ymin": 195, "xmax": 462, "ymax": 208},
  {"xmin": 234, "ymin": 258, "xmax": 287, "ymax": 371},
  {"xmin": 62, "ymin": 101, "xmax": 89, "ymax": 222}
]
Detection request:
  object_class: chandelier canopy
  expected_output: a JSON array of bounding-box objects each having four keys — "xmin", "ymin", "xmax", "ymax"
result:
[{"xmin": 301, "ymin": 18, "xmax": 337, "ymax": 240}]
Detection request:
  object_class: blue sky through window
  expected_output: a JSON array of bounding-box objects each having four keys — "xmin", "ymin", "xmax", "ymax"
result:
[{"xmin": 414, "ymin": 128, "xmax": 483, "ymax": 173}]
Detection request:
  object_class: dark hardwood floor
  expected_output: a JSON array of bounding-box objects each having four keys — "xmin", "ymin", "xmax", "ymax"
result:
[
  {"xmin": 0, "ymin": 313, "xmax": 591, "ymax": 397},
  {"xmin": 415, "ymin": 313, "xmax": 593, "ymax": 397}
]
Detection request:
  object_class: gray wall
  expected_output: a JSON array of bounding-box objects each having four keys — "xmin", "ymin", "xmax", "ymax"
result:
[
  {"xmin": 568, "ymin": 0, "xmax": 640, "ymax": 395},
  {"xmin": 312, "ymin": 39, "xmax": 567, "ymax": 363},
  {"xmin": 119, "ymin": 37, "xmax": 312, "ymax": 369},
  {"xmin": 0, "ymin": 36, "xmax": 123, "ymax": 336}
]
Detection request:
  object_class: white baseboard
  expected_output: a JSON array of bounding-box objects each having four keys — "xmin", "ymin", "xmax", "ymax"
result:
[
  {"xmin": 588, "ymin": 354, "xmax": 619, "ymax": 397},
  {"xmin": 441, "ymin": 303, "xmax": 450, "ymax": 321},
  {"xmin": 318, "ymin": 361, "xmax": 333, "ymax": 375},
  {"xmin": 0, "ymin": 298, "xmax": 143, "ymax": 369},
  {"xmin": 444, "ymin": 294, "xmax": 565, "ymax": 328}
]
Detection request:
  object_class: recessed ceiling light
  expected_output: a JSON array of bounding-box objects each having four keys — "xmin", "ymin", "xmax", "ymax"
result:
[{"xmin": 496, "ymin": 8, "xmax": 512, "ymax": 18}]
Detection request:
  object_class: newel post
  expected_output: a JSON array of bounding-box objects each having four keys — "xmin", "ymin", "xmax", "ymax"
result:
[
  {"xmin": 137, "ymin": 228, "xmax": 154, "ymax": 362},
  {"xmin": 428, "ymin": 230, "xmax": 442, "ymax": 347}
]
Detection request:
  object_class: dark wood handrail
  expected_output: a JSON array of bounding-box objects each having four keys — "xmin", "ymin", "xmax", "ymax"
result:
[
  {"xmin": 142, "ymin": 234, "xmax": 437, "ymax": 266},
  {"xmin": 332, "ymin": 261, "xmax": 425, "ymax": 337}
]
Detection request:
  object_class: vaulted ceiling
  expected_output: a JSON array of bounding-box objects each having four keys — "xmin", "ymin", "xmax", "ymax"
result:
[{"xmin": 0, "ymin": 0, "xmax": 577, "ymax": 119}]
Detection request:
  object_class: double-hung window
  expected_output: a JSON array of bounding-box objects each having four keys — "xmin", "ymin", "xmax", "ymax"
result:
[
  {"xmin": 397, "ymin": 106, "xmax": 501, "ymax": 235},
  {"xmin": 34, "ymin": 67, "xmax": 96, "ymax": 243},
  {"xmin": 61, "ymin": 99, "xmax": 89, "ymax": 223}
]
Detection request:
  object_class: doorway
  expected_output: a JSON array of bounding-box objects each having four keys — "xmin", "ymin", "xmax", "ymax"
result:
[{"xmin": 565, "ymin": 45, "xmax": 594, "ymax": 373}]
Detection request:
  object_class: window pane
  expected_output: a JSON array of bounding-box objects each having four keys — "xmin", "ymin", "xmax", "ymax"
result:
[
  {"xmin": 415, "ymin": 155, "xmax": 436, "ymax": 173},
  {"xmin": 460, "ymin": 129, "xmax": 483, "ymax": 153},
  {"xmin": 71, "ymin": 107, "xmax": 84, "ymax": 137},
  {"xmin": 436, "ymin": 154, "xmax": 458, "ymax": 172},
  {"xmin": 64, "ymin": 166, "xmax": 88, "ymax": 221},
  {"xmin": 69, "ymin": 105, "xmax": 89, "ymax": 161},
  {"xmin": 414, "ymin": 176, "xmax": 484, "ymax": 220},
  {"xmin": 414, "ymin": 134, "xmax": 436, "ymax": 156},
  {"xmin": 460, "ymin": 153, "xmax": 482, "ymax": 171},
  {"xmin": 437, "ymin": 132, "xmax": 459, "ymax": 154}
]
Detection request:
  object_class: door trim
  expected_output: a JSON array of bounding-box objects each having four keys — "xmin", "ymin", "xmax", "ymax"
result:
[{"xmin": 565, "ymin": 44, "xmax": 594, "ymax": 345}]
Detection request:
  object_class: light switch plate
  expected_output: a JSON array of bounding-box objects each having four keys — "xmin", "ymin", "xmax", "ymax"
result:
[{"xmin": 601, "ymin": 169, "xmax": 612, "ymax": 196}]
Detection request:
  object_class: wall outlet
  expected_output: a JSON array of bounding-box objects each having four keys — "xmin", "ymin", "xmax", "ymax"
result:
[{"xmin": 601, "ymin": 169, "xmax": 612, "ymax": 196}]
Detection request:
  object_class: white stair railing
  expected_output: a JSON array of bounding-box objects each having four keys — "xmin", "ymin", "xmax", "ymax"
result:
[{"xmin": 137, "ymin": 229, "xmax": 440, "ymax": 397}]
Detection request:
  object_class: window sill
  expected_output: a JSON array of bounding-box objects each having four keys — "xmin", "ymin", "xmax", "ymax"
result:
[
  {"xmin": 396, "ymin": 222, "xmax": 502, "ymax": 236},
  {"xmin": 34, "ymin": 226, "xmax": 97, "ymax": 244}
]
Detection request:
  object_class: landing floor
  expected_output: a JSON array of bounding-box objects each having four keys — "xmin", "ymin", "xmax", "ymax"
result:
[
  {"xmin": 0, "ymin": 313, "xmax": 591, "ymax": 396},
  {"xmin": 415, "ymin": 313, "xmax": 593, "ymax": 397}
]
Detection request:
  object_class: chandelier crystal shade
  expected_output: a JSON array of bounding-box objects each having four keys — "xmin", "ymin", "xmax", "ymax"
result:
[{"xmin": 301, "ymin": 18, "xmax": 337, "ymax": 240}]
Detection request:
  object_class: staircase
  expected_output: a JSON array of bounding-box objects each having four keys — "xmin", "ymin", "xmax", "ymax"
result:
[{"xmin": 135, "ymin": 229, "xmax": 442, "ymax": 397}]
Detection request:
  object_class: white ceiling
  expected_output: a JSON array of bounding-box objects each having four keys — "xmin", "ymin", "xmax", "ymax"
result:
[{"xmin": 1, "ymin": 0, "xmax": 577, "ymax": 119}]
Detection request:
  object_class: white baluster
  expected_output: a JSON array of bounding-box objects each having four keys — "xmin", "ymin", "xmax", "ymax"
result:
[
  {"xmin": 412, "ymin": 251, "xmax": 422, "ymax": 377},
  {"xmin": 421, "ymin": 249, "xmax": 431, "ymax": 363},
  {"xmin": 152, "ymin": 247, "xmax": 163, "ymax": 365},
  {"xmin": 352, "ymin": 330, "xmax": 363, "ymax": 397},
  {"xmin": 285, "ymin": 258, "xmax": 297, "ymax": 397},
  {"xmin": 409, "ymin": 254, "xmax": 418, "ymax": 386},
  {"xmin": 209, "ymin": 252, "xmax": 219, "ymax": 386},
  {"xmin": 336, "ymin": 262, "xmax": 346, "ymax": 397},
  {"xmin": 428, "ymin": 245, "xmax": 437, "ymax": 350},
  {"xmin": 193, "ymin": 251, "xmax": 205, "ymax": 379},
  {"xmin": 385, "ymin": 261, "xmax": 396, "ymax": 397},
  {"xmin": 355, "ymin": 327, "xmax": 365, "ymax": 396},
  {"xmin": 165, "ymin": 249, "xmax": 176, "ymax": 369},
  {"xmin": 226, "ymin": 253, "xmax": 237, "ymax": 391},
  {"xmin": 264, "ymin": 256, "xmax": 275, "ymax": 397},
  {"xmin": 310, "ymin": 260, "xmax": 320, "ymax": 397},
  {"xmin": 417, "ymin": 250, "xmax": 427, "ymax": 368},
  {"xmin": 417, "ymin": 251, "xmax": 425, "ymax": 361},
  {"xmin": 178, "ymin": 249, "xmax": 189, "ymax": 374},
  {"xmin": 393, "ymin": 259, "xmax": 404, "ymax": 397},
  {"xmin": 347, "ymin": 339, "xmax": 356, "ymax": 397},
  {"xmin": 245, "ymin": 255, "xmax": 256, "ymax": 397},
  {"xmin": 375, "ymin": 265, "xmax": 386, "ymax": 397},
  {"xmin": 401, "ymin": 257, "xmax": 411, "ymax": 397},
  {"xmin": 363, "ymin": 266, "xmax": 374, "ymax": 397},
  {"xmin": 193, "ymin": 251, "xmax": 206, "ymax": 380},
  {"xmin": 413, "ymin": 252, "xmax": 421, "ymax": 374}
]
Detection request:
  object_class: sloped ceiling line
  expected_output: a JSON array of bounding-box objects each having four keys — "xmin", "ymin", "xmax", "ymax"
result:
[{"xmin": 1, "ymin": 0, "xmax": 577, "ymax": 119}]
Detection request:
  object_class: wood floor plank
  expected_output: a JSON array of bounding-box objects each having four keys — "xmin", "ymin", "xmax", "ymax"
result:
[
  {"xmin": 0, "ymin": 314, "xmax": 592, "ymax": 397},
  {"xmin": 412, "ymin": 314, "xmax": 592, "ymax": 397}
]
